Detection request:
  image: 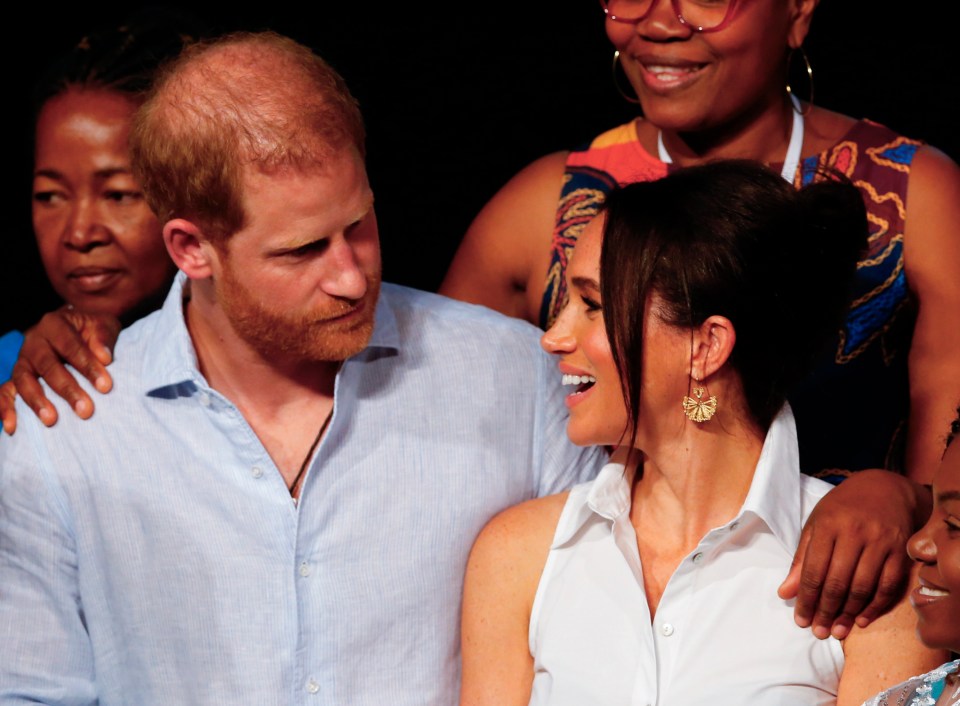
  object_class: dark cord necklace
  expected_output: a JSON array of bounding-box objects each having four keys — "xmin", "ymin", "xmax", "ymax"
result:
[{"xmin": 288, "ymin": 408, "xmax": 333, "ymax": 502}]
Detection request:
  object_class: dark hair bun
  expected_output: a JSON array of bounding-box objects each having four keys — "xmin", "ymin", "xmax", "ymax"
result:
[{"xmin": 600, "ymin": 159, "xmax": 868, "ymax": 430}]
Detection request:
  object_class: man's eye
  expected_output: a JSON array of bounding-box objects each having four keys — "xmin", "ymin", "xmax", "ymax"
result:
[{"xmin": 288, "ymin": 240, "xmax": 329, "ymax": 257}]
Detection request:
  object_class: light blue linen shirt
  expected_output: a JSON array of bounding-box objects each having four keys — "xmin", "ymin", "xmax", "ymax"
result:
[{"xmin": 0, "ymin": 275, "xmax": 604, "ymax": 706}]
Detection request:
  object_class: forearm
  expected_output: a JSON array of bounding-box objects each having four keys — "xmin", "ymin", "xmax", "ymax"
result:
[{"xmin": 905, "ymin": 319, "xmax": 960, "ymax": 483}]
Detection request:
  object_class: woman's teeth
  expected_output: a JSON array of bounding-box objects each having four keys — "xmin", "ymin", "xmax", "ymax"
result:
[
  {"xmin": 562, "ymin": 374, "xmax": 596, "ymax": 387},
  {"xmin": 918, "ymin": 586, "xmax": 949, "ymax": 597}
]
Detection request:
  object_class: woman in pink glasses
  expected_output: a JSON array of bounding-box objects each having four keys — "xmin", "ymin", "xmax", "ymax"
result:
[{"xmin": 442, "ymin": 0, "xmax": 960, "ymax": 489}]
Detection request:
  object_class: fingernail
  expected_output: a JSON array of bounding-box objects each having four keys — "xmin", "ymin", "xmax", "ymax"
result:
[
  {"xmin": 74, "ymin": 399, "xmax": 93, "ymax": 417},
  {"xmin": 95, "ymin": 376, "xmax": 110, "ymax": 393},
  {"xmin": 812, "ymin": 625, "xmax": 830, "ymax": 640},
  {"xmin": 831, "ymin": 625, "xmax": 849, "ymax": 640},
  {"xmin": 39, "ymin": 408, "xmax": 56, "ymax": 426}
]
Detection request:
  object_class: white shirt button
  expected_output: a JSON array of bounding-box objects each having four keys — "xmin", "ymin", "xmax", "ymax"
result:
[
  {"xmin": 251, "ymin": 466, "xmax": 263, "ymax": 479},
  {"xmin": 661, "ymin": 623, "xmax": 675, "ymax": 637},
  {"xmin": 299, "ymin": 561, "xmax": 311, "ymax": 577},
  {"xmin": 198, "ymin": 392, "xmax": 212, "ymax": 407},
  {"xmin": 305, "ymin": 678, "xmax": 319, "ymax": 694},
  {"xmin": 692, "ymin": 552, "xmax": 704, "ymax": 565}
]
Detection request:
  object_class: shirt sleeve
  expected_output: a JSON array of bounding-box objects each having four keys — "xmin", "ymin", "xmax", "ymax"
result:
[
  {"xmin": 533, "ymin": 349, "xmax": 608, "ymax": 497},
  {"xmin": 0, "ymin": 420, "xmax": 98, "ymax": 705}
]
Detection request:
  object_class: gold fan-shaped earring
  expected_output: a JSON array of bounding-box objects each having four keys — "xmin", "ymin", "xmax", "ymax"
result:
[{"xmin": 682, "ymin": 382, "xmax": 718, "ymax": 423}]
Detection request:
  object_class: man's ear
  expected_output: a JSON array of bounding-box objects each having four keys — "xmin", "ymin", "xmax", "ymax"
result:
[
  {"xmin": 163, "ymin": 219, "xmax": 220, "ymax": 279},
  {"xmin": 689, "ymin": 315, "xmax": 736, "ymax": 381}
]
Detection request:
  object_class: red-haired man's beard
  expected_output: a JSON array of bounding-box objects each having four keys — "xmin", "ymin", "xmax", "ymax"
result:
[{"xmin": 217, "ymin": 262, "xmax": 381, "ymax": 365}]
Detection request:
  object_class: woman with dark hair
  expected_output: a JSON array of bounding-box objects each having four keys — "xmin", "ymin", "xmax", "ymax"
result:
[
  {"xmin": 460, "ymin": 161, "xmax": 944, "ymax": 706},
  {"xmin": 0, "ymin": 14, "xmax": 195, "ymax": 382},
  {"xmin": 862, "ymin": 408, "xmax": 960, "ymax": 705},
  {"xmin": 441, "ymin": 0, "xmax": 960, "ymax": 486}
]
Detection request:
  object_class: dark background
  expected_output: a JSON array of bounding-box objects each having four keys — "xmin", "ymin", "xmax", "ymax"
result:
[{"xmin": 4, "ymin": 2, "xmax": 955, "ymax": 332}]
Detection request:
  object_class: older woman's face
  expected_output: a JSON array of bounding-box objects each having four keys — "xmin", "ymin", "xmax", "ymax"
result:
[
  {"xmin": 908, "ymin": 438, "xmax": 960, "ymax": 652},
  {"xmin": 33, "ymin": 88, "xmax": 174, "ymax": 317},
  {"xmin": 605, "ymin": 0, "xmax": 811, "ymax": 133},
  {"xmin": 540, "ymin": 218, "xmax": 689, "ymax": 449}
]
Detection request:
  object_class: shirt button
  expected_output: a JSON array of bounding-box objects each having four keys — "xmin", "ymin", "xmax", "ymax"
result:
[
  {"xmin": 198, "ymin": 392, "xmax": 212, "ymax": 407},
  {"xmin": 299, "ymin": 561, "xmax": 311, "ymax": 577},
  {"xmin": 661, "ymin": 623, "xmax": 675, "ymax": 637},
  {"xmin": 692, "ymin": 552, "xmax": 704, "ymax": 565},
  {"xmin": 251, "ymin": 466, "xmax": 263, "ymax": 479},
  {"xmin": 305, "ymin": 679, "xmax": 319, "ymax": 694}
]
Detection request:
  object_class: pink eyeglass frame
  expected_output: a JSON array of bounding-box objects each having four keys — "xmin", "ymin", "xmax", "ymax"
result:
[{"xmin": 599, "ymin": 0, "xmax": 742, "ymax": 33}]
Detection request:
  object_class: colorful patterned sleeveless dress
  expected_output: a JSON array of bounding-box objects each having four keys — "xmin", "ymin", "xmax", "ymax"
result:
[{"xmin": 543, "ymin": 119, "xmax": 920, "ymax": 477}]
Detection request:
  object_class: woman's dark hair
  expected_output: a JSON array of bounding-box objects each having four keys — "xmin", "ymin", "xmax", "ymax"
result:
[
  {"xmin": 32, "ymin": 9, "xmax": 201, "ymax": 114},
  {"xmin": 600, "ymin": 159, "xmax": 868, "ymax": 433}
]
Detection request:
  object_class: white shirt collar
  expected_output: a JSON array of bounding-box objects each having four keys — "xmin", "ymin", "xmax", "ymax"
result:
[{"xmin": 554, "ymin": 405, "xmax": 803, "ymax": 553}]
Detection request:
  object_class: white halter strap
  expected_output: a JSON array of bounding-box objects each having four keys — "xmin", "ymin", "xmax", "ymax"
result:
[{"xmin": 657, "ymin": 95, "xmax": 804, "ymax": 184}]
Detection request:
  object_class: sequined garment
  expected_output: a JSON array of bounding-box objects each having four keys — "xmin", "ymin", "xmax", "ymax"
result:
[
  {"xmin": 543, "ymin": 120, "xmax": 919, "ymax": 477},
  {"xmin": 861, "ymin": 659, "xmax": 960, "ymax": 706}
]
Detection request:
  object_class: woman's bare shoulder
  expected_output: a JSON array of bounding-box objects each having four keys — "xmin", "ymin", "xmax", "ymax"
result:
[
  {"xmin": 472, "ymin": 491, "xmax": 571, "ymax": 562},
  {"xmin": 803, "ymin": 106, "xmax": 858, "ymax": 154}
]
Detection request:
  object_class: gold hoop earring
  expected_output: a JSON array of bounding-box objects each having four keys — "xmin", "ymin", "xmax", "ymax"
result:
[
  {"xmin": 786, "ymin": 47, "xmax": 814, "ymax": 116},
  {"xmin": 682, "ymin": 380, "xmax": 718, "ymax": 423},
  {"xmin": 612, "ymin": 50, "xmax": 641, "ymax": 105}
]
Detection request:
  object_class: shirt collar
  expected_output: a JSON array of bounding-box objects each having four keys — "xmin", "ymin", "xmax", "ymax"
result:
[
  {"xmin": 552, "ymin": 405, "xmax": 802, "ymax": 552},
  {"xmin": 364, "ymin": 283, "xmax": 400, "ymax": 353},
  {"xmin": 738, "ymin": 404, "xmax": 803, "ymax": 553},
  {"xmin": 139, "ymin": 273, "xmax": 201, "ymax": 394},
  {"xmin": 551, "ymin": 462, "xmax": 633, "ymax": 548},
  {"xmin": 139, "ymin": 273, "xmax": 402, "ymax": 395}
]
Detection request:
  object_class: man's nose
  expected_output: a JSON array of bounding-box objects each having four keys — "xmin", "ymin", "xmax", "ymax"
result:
[{"xmin": 321, "ymin": 238, "xmax": 368, "ymax": 300}]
